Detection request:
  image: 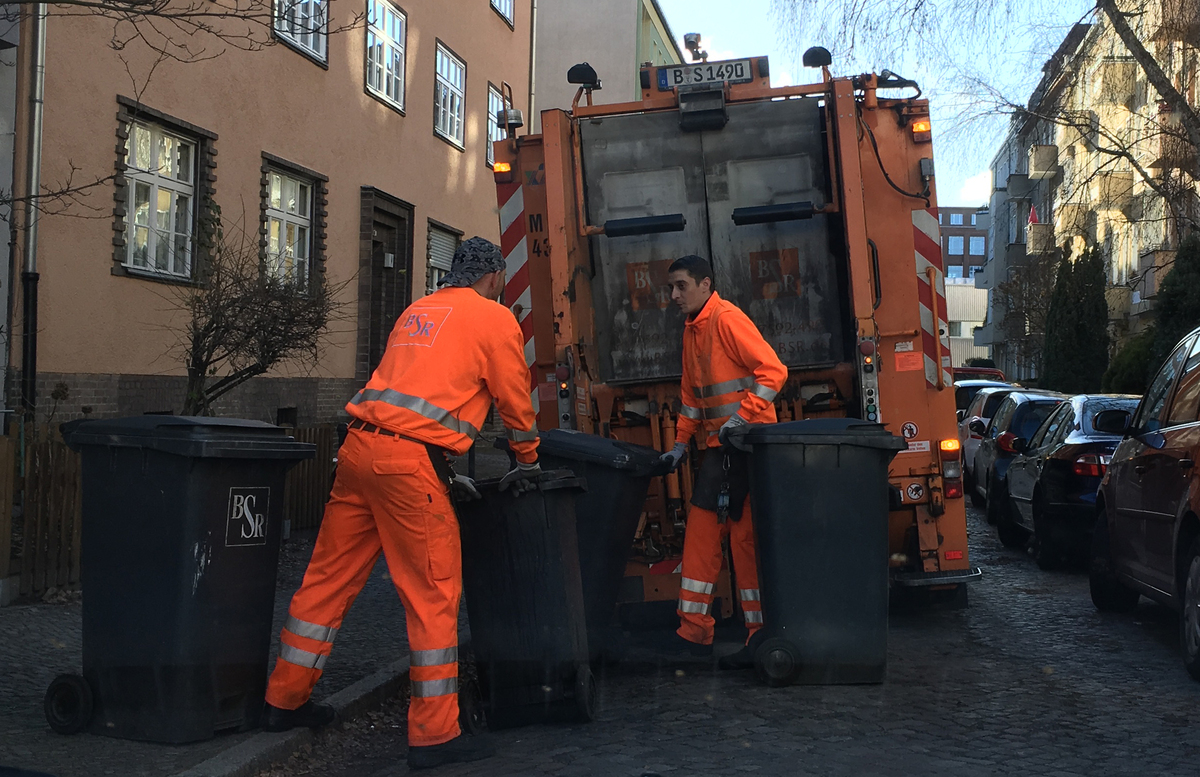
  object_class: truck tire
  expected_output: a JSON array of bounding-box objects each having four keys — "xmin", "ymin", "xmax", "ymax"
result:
[
  {"xmin": 1180, "ymin": 539, "xmax": 1200, "ymax": 681},
  {"xmin": 1089, "ymin": 509, "xmax": 1139, "ymax": 613}
]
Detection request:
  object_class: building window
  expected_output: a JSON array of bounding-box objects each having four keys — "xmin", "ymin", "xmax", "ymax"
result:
[
  {"xmin": 125, "ymin": 121, "xmax": 195, "ymax": 278},
  {"xmin": 949, "ymin": 322, "xmax": 963, "ymax": 337},
  {"xmin": 946, "ymin": 265, "xmax": 964, "ymax": 279},
  {"xmin": 275, "ymin": 0, "xmax": 328, "ymax": 61},
  {"xmin": 938, "ymin": 212, "xmax": 943, "ymax": 224},
  {"xmin": 949, "ymin": 212, "xmax": 964, "ymax": 226},
  {"xmin": 970, "ymin": 213, "xmax": 978, "ymax": 225},
  {"xmin": 947, "ymin": 235, "xmax": 964, "ymax": 255},
  {"xmin": 266, "ymin": 170, "xmax": 313, "ymax": 288},
  {"xmin": 491, "ymin": 0, "xmax": 514, "ymax": 24},
  {"xmin": 434, "ymin": 43, "xmax": 466, "ymax": 146},
  {"xmin": 487, "ymin": 84, "xmax": 505, "ymax": 167},
  {"xmin": 427, "ymin": 222, "xmax": 460, "ymax": 294},
  {"xmin": 366, "ymin": 0, "xmax": 406, "ymax": 110},
  {"xmin": 969, "ymin": 236, "xmax": 986, "ymax": 256},
  {"xmin": 968, "ymin": 265, "xmax": 984, "ymax": 278}
]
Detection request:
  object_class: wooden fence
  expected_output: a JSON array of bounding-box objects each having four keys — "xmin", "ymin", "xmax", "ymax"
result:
[{"xmin": 2, "ymin": 425, "xmax": 337, "ymax": 601}]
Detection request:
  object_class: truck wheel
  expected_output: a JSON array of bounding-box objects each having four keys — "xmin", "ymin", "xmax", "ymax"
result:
[
  {"xmin": 45, "ymin": 674, "xmax": 93, "ymax": 735},
  {"xmin": 1180, "ymin": 539, "xmax": 1200, "ymax": 681},
  {"xmin": 573, "ymin": 664, "xmax": 597, "ymax": 722},
  {"xmin": 754, "ymin": 638, "xmax": 801, "ymax": 688},
  {"xmin": 1089, "ymin": 510, "xmax": 1139, "ymax": 613}
]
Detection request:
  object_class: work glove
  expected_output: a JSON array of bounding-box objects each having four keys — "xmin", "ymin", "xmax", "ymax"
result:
[
  {"xmin": 450, "ymin": 474, "xmax": 482, "ymax": 501},
  {"xmin": 499, "ymin": 460, "xmax": 542, "ymax": 494},
  {"xmin": 659, "ymin": 442, "xmax": 688, "ymax": 473},
  {"xmin": 717, "ymin": 413, "xmax": 749, "ymax": 448}
]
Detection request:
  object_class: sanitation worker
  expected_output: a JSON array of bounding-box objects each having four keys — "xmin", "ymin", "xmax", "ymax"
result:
[
  {"xmin": 658, "ymin": 254, "xmax": 787, "ymax": 670},
  {"xmin": 262, "ymin": 237, "xmax": 541, "ymax": 770}
]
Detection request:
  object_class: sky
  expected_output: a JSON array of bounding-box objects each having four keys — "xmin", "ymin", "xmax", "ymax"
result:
[{"xmin": 654, "ymin": 0, "xmax": 1094, "ymax": 208}]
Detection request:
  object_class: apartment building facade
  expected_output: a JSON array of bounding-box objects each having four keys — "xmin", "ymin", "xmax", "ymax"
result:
[
  {"xmin": 939, "ymin": 206, "xmax": 989, "ymax": 281},
  {"xmin": 8, "ymin": 0, "xmax": 533, "ymax": 424}
]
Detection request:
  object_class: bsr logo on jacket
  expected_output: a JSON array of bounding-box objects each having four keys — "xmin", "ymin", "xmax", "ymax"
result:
[{"xmin": 395, "ymin": 307, "xmax": 453, "ymax": 348}]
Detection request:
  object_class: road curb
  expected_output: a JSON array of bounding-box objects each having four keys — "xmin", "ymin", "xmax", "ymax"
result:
[{"xmin": 172, "ymin": 658, "xmax": 411, "ymax": 777}]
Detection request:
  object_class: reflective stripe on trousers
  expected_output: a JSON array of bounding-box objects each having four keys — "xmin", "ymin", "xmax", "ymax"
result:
[
  {"xmin": 681, "ymin": 577, "xmax": 715, "ymax": 595},
  {"xmin": 678, "ymin": 599, "xmax": 711, "ymax": 615},
  {"xmin": 739, "ymin": 588, "xmax": 760, "ymax": 602},
  {"xmin": 411, "ymin": 646, "xmax": 458, "ymax": 667},
  {"xmin": 744, "ymin": 610, "xmax": 764, "ymax": 624},
  {"xmin": 412, "ymin": 677, "xmax": 459, "ymax": 698}
]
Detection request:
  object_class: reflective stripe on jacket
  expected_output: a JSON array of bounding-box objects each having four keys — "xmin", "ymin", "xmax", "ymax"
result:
[
  {"xmin": 675, "ymin": 291, "xmax": 787, "ymax": 447},
  {"xmin": 346, "ymin": 287, "xmax": 539, "ymax": 463}
]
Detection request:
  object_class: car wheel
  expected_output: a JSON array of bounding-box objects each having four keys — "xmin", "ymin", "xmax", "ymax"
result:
[
  {"xmin": 1031, "ymin": 492, "xmax": 1062, "ymax": 571},
  {"xmin": 1180, "ymin": 539, "xmax": 1200, "ymax": 681},
  {"xmin": 967, "ymin": 468, "xmax": 984, "ymax": 509},
  {"xmin": 991, "ymin": 478, "xmax": 1028, "ymax": 549},
  {"xmin": 1089, "ymin": 508, "xmax": 1139, "ymax": 613}
]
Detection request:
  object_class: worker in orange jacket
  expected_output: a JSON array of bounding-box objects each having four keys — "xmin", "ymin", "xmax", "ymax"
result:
[
  {"xmin": 262, "ymin": 237, "xmax": 541, "ymax": 771},
  {"xmin": 658, "ymin": 254, "xmax": 787, "ymax": 670}
]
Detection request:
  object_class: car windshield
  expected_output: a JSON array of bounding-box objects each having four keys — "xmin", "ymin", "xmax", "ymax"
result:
[
  {"xmin": 1082, "ymin": 397, "xmax": 1141, "ymax": 435},
  {"xmin": 982, "ymin": 390, "xmax": 1013, "ymax": 418},
  {"xmin": 1014, "ymin": 401, "xmax": 1061, "ymax": 439}
]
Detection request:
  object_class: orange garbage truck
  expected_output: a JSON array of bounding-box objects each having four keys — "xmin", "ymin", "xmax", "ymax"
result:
[{"xmin": 491, "ymin": 50, "xmax": 981, "ymax": 624}]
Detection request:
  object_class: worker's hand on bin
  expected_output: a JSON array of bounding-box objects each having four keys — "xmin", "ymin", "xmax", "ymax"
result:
[
  {"xmin": 659, "ymin": 442, "xmax": 688, "ymax": 473},
  {"xmin": 450, "ymin": 474, "xmax": 482, "ymax": 501},
  {"xmin": 499, "ymin": 460, "xmax": 542, "ymax": 494},
  {"xmin": 717, "ymin": 414, "xmax": 749, "ymax": 448}
]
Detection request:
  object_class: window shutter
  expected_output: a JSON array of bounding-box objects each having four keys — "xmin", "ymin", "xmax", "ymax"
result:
[{"xmin": 428, "ymin": 226, "xmax": 457, "ymax": 271}]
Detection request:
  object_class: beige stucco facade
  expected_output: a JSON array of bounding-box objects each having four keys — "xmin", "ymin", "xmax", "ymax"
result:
[{"xmin": 9, "ymin": 0, "xmax": 531, "ymax": 421}]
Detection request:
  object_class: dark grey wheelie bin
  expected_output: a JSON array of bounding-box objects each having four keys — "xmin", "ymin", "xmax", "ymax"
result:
[
  {"xmin": 456, "ymin": 470, "xmax": 594, "ymax": 730},
  {"xmin": 47, "ymin": 417, "xmax": 314, "ymax": 743},
  {"xmin": 531, "ymin": 430, "xmax": 666, "ymax": 661},
  {"xmin": 741, "ymin": 418, "xmax": 905, "ymax": 687}
]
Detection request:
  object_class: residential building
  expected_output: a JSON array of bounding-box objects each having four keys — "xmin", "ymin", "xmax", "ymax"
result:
[
  {"xmin": 8, "ymin": 1, "xmax": 532, "ymax": 424},
  {"xmin": 939, "ymin": 206, "xmax": 989, "ymax": 281},
  {"xmin": 945, "ymin": 279, "xmax": 991, "ymax": 367},
  {"xmin": 531, "ymin": 0, "xmax": 684, "ymax": 132}
]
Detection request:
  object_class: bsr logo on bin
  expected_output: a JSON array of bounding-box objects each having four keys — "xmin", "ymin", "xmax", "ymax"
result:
[{"xmin": 226, "ymin": 487, "xmax": 271, "ymax": 547}]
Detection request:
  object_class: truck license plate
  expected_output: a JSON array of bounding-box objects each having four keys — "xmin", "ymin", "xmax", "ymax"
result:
[{"xmin": 658, "ymin": 59, "xmax": 754, "ymax": 90}]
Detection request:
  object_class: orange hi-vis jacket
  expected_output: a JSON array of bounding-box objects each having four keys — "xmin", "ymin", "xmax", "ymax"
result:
[
  {"xmin": 347, "ymin": 287, "xmax": 540, "ymax": 464},
  {"xmin": 675, "ymin": 291, "xmax": 788, "ymax": 447}
]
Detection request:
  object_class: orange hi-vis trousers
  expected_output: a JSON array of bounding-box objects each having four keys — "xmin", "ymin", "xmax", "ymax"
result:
[
  {"xmin": 265, "ymin": 429, "xmax": 462, "ymax": 747},
  {"xmin": 676, "ymin": 498, "xmax": 763, "ymax": 646}
]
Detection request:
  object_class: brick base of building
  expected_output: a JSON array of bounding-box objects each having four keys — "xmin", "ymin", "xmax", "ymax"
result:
[{"xmin": 4, "ymin": 370, "xmax": 361, "ymax": 426}]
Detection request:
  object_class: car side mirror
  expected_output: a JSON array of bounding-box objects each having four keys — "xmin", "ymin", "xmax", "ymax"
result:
[
  {"xmin": 1093, "ymin": 409, "xmax": 1132, "ymax": 435},
  {"xmin": 968, "ymin": 419, "xmax": 987, "ymax": 436},
  {"xmin": 956, "ymin": 409, "xmax": 966, "ymax": 422}
]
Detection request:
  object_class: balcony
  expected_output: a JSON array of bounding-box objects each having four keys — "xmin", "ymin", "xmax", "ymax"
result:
[
  {"xmin": 1098, "ymin": 58, "xmax": 1138, "ymax": 108},
  {"xmin": 1005, "ymin": 172, "xmax": 1033, "ymax": 201},
  {"xmin": 1005, "ymin": 241, "xmax": 1029, "ymax": 266},
  {"xmin": 1152, "ymin": 0, "xmax": 1200, "ymax": 44},
  {"xmin": 1137, "ymin": 249, "xmax": 1172, "ymax": 301},
  {"xmin": 1056, "ymin": 201, "xmax": 1089, "ymax": 236},
  {"xmin": 1026, "ymin": 223, "xmax": 1056, "ymax": 255},
  {"xmin": 1028, "ymin": 144, "xmax": 1059, "ymax": 180},
  {"xmin": 1150, "ymin": 116, "xmax": 1197, "ymax": 171},
  {"xmin": 1106, "ymin": 286, "xmax": 1131, "ymax": 322},
  {"xmin": 973, "ymin": 323, "xmax": 997, "ymax": 347},
  {"xmin": 1093, "ymin": 171, "xmax": 1135, "ymax": 209}
]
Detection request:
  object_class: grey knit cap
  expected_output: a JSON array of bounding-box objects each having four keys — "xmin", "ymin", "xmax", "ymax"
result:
[{"xmin": 438, "ymin": 236, "xmax": 506, "ymax": 288}]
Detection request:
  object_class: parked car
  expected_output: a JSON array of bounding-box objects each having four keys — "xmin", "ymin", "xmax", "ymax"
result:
[
  {"xmin": 1006, "ymin": 394, "xmax": 1141, "ymax": 569},
  {"xmin": 953, "ymin": 366, "xmax": 1007, "ymax": 382},
  {"xmin": 1091, "ymin": 325, "xmax": 1200, "ymax": 679},
  {"xmin": 970, "ymin": 390, "xmax": 1065, "ymax": 538},
  {"xmin": 954, "ymin": 379, "xmax": 1011, "ymax": 420},
  {"xmin": 958, "ymin": 385, "xmax": 1017, "ymax": 505}
]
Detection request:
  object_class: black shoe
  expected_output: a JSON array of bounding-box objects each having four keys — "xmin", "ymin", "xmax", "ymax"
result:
[
  {"xmin": 408, "ymin": 733, "xmax": 495, "ymax": 770},
  {"xmin": 262, "ymin": 700, "xmax": 337, "ymax": 732},
  {"xmin": 671, "ymin": 633, "xmax": 713, "ymax": 658},
  {"xmin": 718, "ymin": 645, "xmax": 756, "ymax": 670}
]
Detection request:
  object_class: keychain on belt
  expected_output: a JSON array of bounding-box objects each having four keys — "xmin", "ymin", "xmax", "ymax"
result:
[{"xmin": 716, "ymin": 453, "xmax": 731, "ymax": 524}]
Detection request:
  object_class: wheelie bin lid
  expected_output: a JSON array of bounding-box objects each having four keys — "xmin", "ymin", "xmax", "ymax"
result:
[
  {"xmin": 60, "ymin": 416, "xmax": 317, "ymax": 460},
  {"xmin": 742, "ymin": 418, "xmax": 906, "ymax": 450},
  {"xmin": 499, "ymin": 429, "xmax": 670, "ymax": 476}
]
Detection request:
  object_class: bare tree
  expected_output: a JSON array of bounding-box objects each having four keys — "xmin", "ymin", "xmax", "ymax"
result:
[{"xmin": 168, "ymin": 203, "xmax": 350, "ymax": 416}]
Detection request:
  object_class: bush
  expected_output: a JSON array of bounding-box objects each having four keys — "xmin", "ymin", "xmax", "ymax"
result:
[
  {"xmin": 1103, "ymin": 328, "xmax": 1156, "ymax": 395},
  {"xmin": 1153, "ymin": 235, "xmax": 1200, "ymax": 363}
]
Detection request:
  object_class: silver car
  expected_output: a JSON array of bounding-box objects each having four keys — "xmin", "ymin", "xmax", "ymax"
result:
[{"xmin": 956, "ymin": 382, "xmax": 1014, "ymax": 501}]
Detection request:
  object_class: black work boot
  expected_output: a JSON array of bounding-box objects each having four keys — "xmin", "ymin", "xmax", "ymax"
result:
[
  {"xmin": 262, "ymin": 700, "xmax": 337, "ymax": 732},
  {"xmin": 407, "ymin": 732, "xmax": 495, "ymax": 770},
  {"xmin": 671, "ymin": 633, "xmax": 713, "ymax": 658},
  {"xmin": 718, "ymin": 644, "xmax": 756, "ymax": 670}
]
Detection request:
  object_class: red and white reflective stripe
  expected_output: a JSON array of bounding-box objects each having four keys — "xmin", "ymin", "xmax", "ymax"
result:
[
  {"xmin": 498, "ymin": 181, "xmax": 538, "ymax": 413},
  {"xmin": 912, "ymin": 207, "xmax": 952, "ymax": 388}
]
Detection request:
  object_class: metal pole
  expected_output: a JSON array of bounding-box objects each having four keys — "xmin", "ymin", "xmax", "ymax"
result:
[
  {"xmin": 21, "ymin": 4, "xmax": 46, "ymax": 420},
  {"xmin": 526, "ymin": 0, "xmax": 537, "ymax": 134}
]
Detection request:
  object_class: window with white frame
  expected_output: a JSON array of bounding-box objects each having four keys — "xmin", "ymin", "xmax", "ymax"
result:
[
  {"xmin": 970, "ymin": 213, "xmax": 977, "ymax": 225},
  {"xmin": 125, "ymin": 121, "xmax": 195, "ymax": 278},
  {"xmin": 491, "ymin": 0, "xmax": 514, "ymax": 23},
  {"xmin": 947, "ymin": 235, "xmax": 964, "ymax": 255},
  {"xmin": 487, "ymin": 85, "xmax": 505, "ymax": 166},
  {"xmin": 434, "ymin": 44, "xmax": 466, "ymax": 146},
  {"xmin": 949, "ymin": 212, "xmax": 964, "ymax": 225},
  {"xmin": 427, "ymin": 224, "xmax": 459, "ymax": 294},
  {"xmin": 946, "ymin": 265, "xmax": 964, "ymax": 279},
  {"xmin": 275, "ymin": 0, "xmax": 327, "ymax": 61},
  {"xmin": 266, "ymin": 170, "xmax": 313, "ymax": 288},
  {"xmin": 969, "ymin": 236, "xmax": 986, "ymax": 255},
  {"xmin": 367, "ymin": 0, "xmax": 406, "ymax": 109}
]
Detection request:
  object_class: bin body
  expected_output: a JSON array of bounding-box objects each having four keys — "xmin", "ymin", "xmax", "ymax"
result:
[
  {"xmin": 744, "ymin": 418, "xmax": 904, "ymax": 685},
  {"xmin": 532, "ymin": 430, "xmax": 663, "ymax": 660},
  {"xmin": 63, "ymin": 416, "xmax": 314, "ymax": 743},
  {"xmin": 456, "ymin": 472, "xmax": 591, "ymax": 729}
]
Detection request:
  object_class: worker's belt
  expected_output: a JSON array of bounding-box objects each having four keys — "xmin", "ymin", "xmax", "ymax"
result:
[
  {"xmin": 690, "ymin": 447, "xmax": 750, "ymax": 522},
  {"xmin": 348, "ymin": 419, "xmax": 457, "ymax": 489}
]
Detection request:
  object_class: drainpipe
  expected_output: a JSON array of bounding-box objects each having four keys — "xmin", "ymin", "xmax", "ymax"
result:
[
  {"xmin": 527, "ymin": 0, "xmax": 537, "ymax": 134},
  {"xmin": 20, "ymin": 4, "xmax": 45, "ymax": 420}
]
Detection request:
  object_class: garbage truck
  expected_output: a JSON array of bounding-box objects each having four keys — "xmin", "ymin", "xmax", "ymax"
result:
[{"xmin": 490, "ymin": 49, "xmax": 981, "ymax": 623}]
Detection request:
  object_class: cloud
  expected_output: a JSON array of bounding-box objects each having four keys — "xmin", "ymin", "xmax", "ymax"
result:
[{"xmin": 957, "ymin": 170, "xmax": 992, "ymax": 206}]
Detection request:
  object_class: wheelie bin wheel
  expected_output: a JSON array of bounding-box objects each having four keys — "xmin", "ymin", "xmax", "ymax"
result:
[
  {"xmin": 458, "ymin": 677, "xmax": 486, "ymax": 735},
  {"xmin": 573, "ymin": 664, "xmax": 597, "ymax": 722},
  {"xmin": 45, "ymin": 673, "xmax": 94, "ymax": 735},
  {"xmin": 754, "ymin": 638, "xmax": 801, "ymax": 688}
]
